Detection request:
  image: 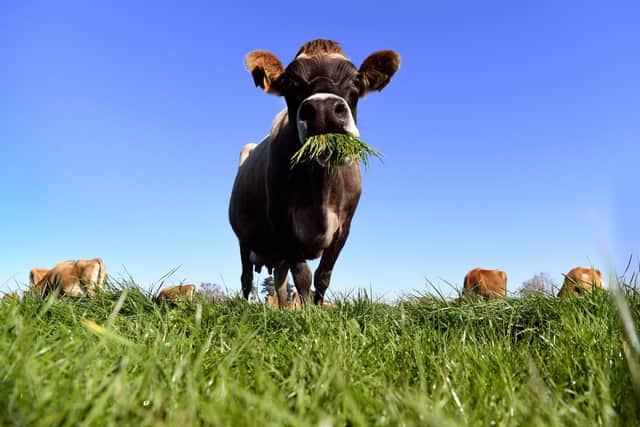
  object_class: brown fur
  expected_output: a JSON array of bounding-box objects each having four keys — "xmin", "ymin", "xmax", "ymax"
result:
[
  {"xmin": 231, "ymin": 40, "xmax": 400, "ymax": 307},
  {"xmin": 359, "ymin": 50, "xmax": 402, "ymax": 94},
  {"xmin": 463, "ymin": 268, "xmax": 507, "ymax": 299},
  {"xmin": 29, "ymin": 268, "xmax": 50, "ymax": 296},
  {"xmin": 558, "ymin": 267, "xmax": 604, "ymax": 297},
  {"xmin": 245, "ymin": 51, "xmax": 285, "ymax": 94},
  {"xmin": 265, "ymin": 294, "xmax": 279, "ymax": 309},
  {"xmin": 295, "ymin": 39, "xmax": 346, "ymax": 58},
  {"xmin": 288, "ymin": 292, "xmax": 302, "ymax": 310},
  {"xmin": 265, "ymin": 292, "xmax": 302, "ymax": 310},
  {"xmin": 34, "ymin": 258, "xmax": 107, "ymax": 297},
  {"xmin": 156, "ymin": 284, "xmax": 196, "ymax": 303},
  {"xmin": 265, "ymin": 292, "xmax": 336, "ymax": 310}
]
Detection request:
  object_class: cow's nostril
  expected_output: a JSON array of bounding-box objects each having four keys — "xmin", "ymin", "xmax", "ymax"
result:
[
  {"xmin": 299, "ymin": 102, "xmax": 315, "ymax": 122},
  {"xmin": 334, "ymin": 102, "xmax": 347, "ymax": 117}
]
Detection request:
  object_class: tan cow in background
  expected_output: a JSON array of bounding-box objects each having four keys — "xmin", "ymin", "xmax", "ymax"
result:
[
  {"xmin": 558, "ymin": 267, "xmax": 604, "ymax": 297},
  {"xmin": 29, "ymin": 268, "xmax": 50, "ymax": 296},
  {"xmin": 463, "ymin": 268, "xmax": 507, "ymax": 299},
  {"xmin": 265, "ymin": 292, "xmax": 336, "ymax": 310},
  {"xmin": 30, "ymin": 258, "xmax": 107, "ymax": 297},
  {"xmin": 156, "ymin": 284, "xmax": 196, "ymax": 303},
  {"xmin": 265, "ymin": 292, "xmax": 302, "ymax": 310},
  {"xmin": 265, "ymin": 294, "xmax": 279, "ymax": 309}
]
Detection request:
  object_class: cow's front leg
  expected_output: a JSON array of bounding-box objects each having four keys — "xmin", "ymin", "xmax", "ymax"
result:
[
  {"xmin": 314, "ymin": 230, "xmax": 350, "ymax": 305},
  {"xmin": 274, "ymin": 261, "xmax": 290, "ymax": 308},
  {"xmin": 289, "ymin": 260, "xmax": 312, "ymax": 303},
  {"xmin": 239, "ymin": 243, "xmax": 253, "ymax": 300}
]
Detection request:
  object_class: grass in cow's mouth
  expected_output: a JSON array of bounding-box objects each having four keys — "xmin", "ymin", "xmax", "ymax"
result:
[{"xmin": 290, "ymin": 133, "xmax": 383, "ymax": 171}]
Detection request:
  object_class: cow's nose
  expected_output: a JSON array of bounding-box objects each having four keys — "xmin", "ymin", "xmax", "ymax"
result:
[
  {"xmin": 298, "ymin": 101, "xmax": 316, "ymax": 123},
  {"xmin": 333, "ymin": 101, "xmax": 348, "ymax": 120},
  {"xmin": 298, "ymin": 96, "xmax": 349, "ymax": 137}
]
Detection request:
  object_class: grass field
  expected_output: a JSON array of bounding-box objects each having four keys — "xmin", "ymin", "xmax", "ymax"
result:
[{"xmin": 1, "ymin": 271, "xmax": 639, "ymax": 426}]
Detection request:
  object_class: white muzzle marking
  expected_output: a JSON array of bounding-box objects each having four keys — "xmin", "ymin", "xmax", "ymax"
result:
[{"xmin": 296, "ymin": 93, "xmax": 360, "ymax": 145}]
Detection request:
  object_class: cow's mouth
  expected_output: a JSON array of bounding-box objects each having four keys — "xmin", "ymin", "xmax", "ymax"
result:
[{"xmin": 290, "ymin": 133, "xmax": 382, "ymax": 171}]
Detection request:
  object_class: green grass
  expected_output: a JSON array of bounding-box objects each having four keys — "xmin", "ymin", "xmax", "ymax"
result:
[
  {"xmin": 290, "ymin": 133, "xmax": 382, "ymax": 171},
  {"xmin": 1, "ymin": 277, "xmax": 639, "ymax": 426}
]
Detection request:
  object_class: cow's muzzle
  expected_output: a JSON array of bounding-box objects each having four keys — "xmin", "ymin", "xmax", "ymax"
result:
[{"xmin": 296, "ymin": 93, "xmax": 359, "ymax": 145}]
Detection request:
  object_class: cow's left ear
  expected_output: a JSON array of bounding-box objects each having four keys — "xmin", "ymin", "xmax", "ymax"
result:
[
  {"xmin": 245, "ymin": 51, "xmax": 285, "ymax": 95},
  {"xmin": 359, "ymin": 50, "xmax": 401, "ymax": 95}
]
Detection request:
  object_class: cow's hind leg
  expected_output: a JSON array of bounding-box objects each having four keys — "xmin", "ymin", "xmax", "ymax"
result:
[
  {"xmin": 240, "ymin": 242, "xmax": 253, "ymax": 300},
  {"xmin": 274, "ymin": 261, "xmax": 289, "ymax": 308},
  {"xmin": 289, "ymin": 260, "xmax": 312, "ymax": 304}
]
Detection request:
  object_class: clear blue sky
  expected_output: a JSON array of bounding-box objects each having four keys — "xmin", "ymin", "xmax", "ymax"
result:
[{"xmin": 2, "ymin": 1, "xmax": 638, "ymax": 298}]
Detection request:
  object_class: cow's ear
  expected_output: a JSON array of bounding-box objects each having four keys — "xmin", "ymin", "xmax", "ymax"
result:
[
  {"xmin": 245, "ymin": 51, "xmax": 285, "ymax": 95},
  {"xmin": 359, "ymin": 50, "xmax": 400, "ymax": 95}
]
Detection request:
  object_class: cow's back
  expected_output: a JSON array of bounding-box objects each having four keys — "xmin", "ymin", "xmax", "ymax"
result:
[
  {"xmin": 38, "ymin": 258, "xmax": 107, "ymax": 297},
  {"xmin": 559, "ymin": 267, "xmax": 603, "ymax": 297},
  {"xmin": 156, "ymin": 284, "xmax": 196, "ymax": 303},
  {"xmin": 463, "ymin": 268, "xmax": 507, "ymax": 299}
]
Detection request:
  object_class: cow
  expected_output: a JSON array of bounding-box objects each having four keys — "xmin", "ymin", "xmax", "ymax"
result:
[
  {"xmin": 265, "ymin": 294, "xmax": 279, "ymax": 309},
  {"xmin": 265, "ymin": 292, "xmax": 336, "ymax": 310},
  {"xmin": 288, "ymin": 292, "xmax": 302, "ymax": 310},
  {"xmin": 265, "ymin": 292, "xmax": 301, "ymax": 310},
  {"xmin": 229, "ymin": 39, "xmax": 400, "ymax": 307},
  {"xmin": 31, "ymin": 258, "xmax": 107, "ymax": 297},
  {"xmin": 463, "ymin": 268, "xmax": 507, "ymax": 299},
  {"xmin": 29, "ymin": 267, "xmax": 50, "ymax": 296},
  {"xmin": 558, "ymin": 267, "xmax": 604, "ymax": 297},
  {"xmin": 155, "ymin": 284, "xmax": 196, "ymax": 303}
]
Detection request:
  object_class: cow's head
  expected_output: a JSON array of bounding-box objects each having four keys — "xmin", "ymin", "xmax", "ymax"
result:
[{"xmin": 246, "ymin": 39, "xmax": 400, "ymax": 144}]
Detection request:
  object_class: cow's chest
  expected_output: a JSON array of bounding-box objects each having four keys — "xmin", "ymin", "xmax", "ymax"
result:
[{"xmin": 288, "ymin": 204, "xmax": 340, "ymax": 253}]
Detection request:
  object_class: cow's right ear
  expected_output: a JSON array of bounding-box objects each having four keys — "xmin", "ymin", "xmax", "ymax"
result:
[{"xmin": 245, "ymin": 51, "xmax": 285, "ymax": 95}]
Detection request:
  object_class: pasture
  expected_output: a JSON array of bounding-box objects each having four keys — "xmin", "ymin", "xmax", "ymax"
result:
[{"xmin": 1, "ymin": 273, "xmax": 639, "ymax": 426}]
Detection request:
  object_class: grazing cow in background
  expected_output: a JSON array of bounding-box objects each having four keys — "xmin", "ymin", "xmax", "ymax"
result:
[
  {"xmin": 265, "ymin": 292, "xmax": 336, "ymax": 310},
  {"xmin": 463, "ymin": 268, "xmax": 507, "ymax": 299},
  {"xmin": 32, "ymin": 258, "xmax": 107, "ymax": 297},
  {"xmin": 156, "ymin": 284, "xmax": 196, "ymax": 303},
  {"xmin": 29, "ymin": 268, "xmax": 50, "ymax": 296},
  {"xmin": 265, "ymin": 292, "xmax": 302, "ymax": 310},
  {"xmin": 288, "ymin": 292, "xmax": 302, "ymax": 310},
  {"xmin": 229, "ymin": 39, "xmax": 400, "ymax": 307},
  {"xmin": 265, "ymin": 294, "xmax": 279, "ymax": 309},
  {"xmin": 558, "ymin": 267, "xmax": 604, "ymax": 297}
]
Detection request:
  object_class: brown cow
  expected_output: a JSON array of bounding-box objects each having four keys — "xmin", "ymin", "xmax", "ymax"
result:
[
  {"xmin": 558, "ymin": 267, "xmax": 604, "ymax": 297},
  {"xmin": 265, "ymin": 294, "xmax": 279, "ymax": 309},
  {"xmin": 29, "ymin": 267, "xmax": 50, "ymax": 296},
  {"xmin": 32, "ymin": 258, "xmax": 107, "ymax": 297},
  {"xmin": 463, "ymin": 268, "xmax": 507, "ymax": 299},
  {"xmin": 265, "ymin": 292, "xmax": 301, "ymax": 310},
  {"xmin": 265, "ymin": 292, "xmax": 336, "ymax": 310},
  {"xmin": 229, "ymin": 39, "xmax": 400, "ymax": 306},
  {"xmin": 156, "ymin": 284, "xmax": 196, "ymax": 303},
  {"xmin": 288, "ymin": 292, "xmax": 302, "ymax": 310}
]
